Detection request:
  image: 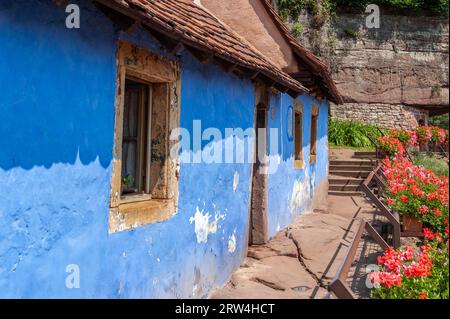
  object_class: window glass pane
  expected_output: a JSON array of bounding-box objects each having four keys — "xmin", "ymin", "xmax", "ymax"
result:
[
  {"xmin": 294, "ymin": 112, "xmax": 302, "ymax": 160},
  {"xmin": 122, "ymin": 84, "xmax": 140, "ymax": 193},
  {"xmin": 310, "ymin": 115, "xmax": 318, "ymax": 156}
]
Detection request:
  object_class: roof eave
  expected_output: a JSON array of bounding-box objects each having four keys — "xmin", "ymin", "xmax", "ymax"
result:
[
  {"xmin": 93, "ymin": 0, "xmax": 308, "ymax": 97},
  {"xmin": 259, "ymin": 0, "xmax": 344, "ymax": 104}
]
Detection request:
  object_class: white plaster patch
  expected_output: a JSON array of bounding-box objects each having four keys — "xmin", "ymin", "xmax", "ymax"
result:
[
  {"xmin": 189, "ymin": 207, "xmax": 224, "ymax": 243},
  {"xmin": 233, "ymin": 171, "xmax": 239, "ymax": 193},
  {"xmin": 289, "ymin": 172, "xmax": 310, "ymax": 214},
  {"xmin": 266, "ymin": 154, "xmax": 281, "ymax": 175},
  {"xmin": 193, "ymin": 284, "xmax": 198, "ymax": 297},
  {"xmin": 228, "ymin": 230, "xmax": 237, "ymax": 254}
]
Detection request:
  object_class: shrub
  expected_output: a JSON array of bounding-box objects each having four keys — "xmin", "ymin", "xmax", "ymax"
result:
[
  {"xmin": 413, "ymin": 154, "xmax": 449, "ymax": 177},
  {"xmin": 370, "ymin": 236, "xmax": 449, "ymax": 299},
  {"xmin": 332, "ymin": 0, "xmax": 449, "ymax": 16},
  {"xmin": 278, "ymin": 1, "xmax": 449, "ymax": 25},
  {"xmin": 382, "ymin": 156, "xmax": 449, "ymax": 235},
  {"xmin": 416, "ymin": 126, "xmax": 449, "ymax": 145},
  {"xmin": 387, "ymin": 128, "xmax": 417, "ymax": 148},
  {"xmin": 328, "ymin": 119, "xmax": 382, "ymax": 148},
  {"xmin": 370, "ymin": 125, "xmax": 449, "ymax": 300},
  {"xmin": 429, "ymin": 114, "xmax": 449, "ymax": 129},
  {"xmin": 376, "ymin": 136, "xmax": 405, "ymax": 157}
]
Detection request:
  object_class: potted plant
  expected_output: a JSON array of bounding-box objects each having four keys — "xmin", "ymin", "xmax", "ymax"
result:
[
  {"xmin": 383, "ymin": 156, "xmax": 448, "ymax": 235},
  {"xmin": 402, "ymin": 215, "xmax": 424, "ymax": 233},
  {"xmin": 370, "ymin": 232, "xmax": 449, "ymax": 299},
  {"xmin": 376, "ymin": 136, "xmax": 405, "ymax": 158},
  {"xmin": 121, "ymin": 175, "xmax": 135, "ymax": 195}
]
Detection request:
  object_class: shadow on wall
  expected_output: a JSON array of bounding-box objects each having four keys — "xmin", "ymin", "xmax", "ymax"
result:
[{"xmin": 0, "ymin": 0, "xmax": 117, "ymax": 171}]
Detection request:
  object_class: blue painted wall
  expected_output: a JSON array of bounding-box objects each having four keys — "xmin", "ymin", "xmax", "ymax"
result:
[
  {"xmin": 266, "ymin": 93, "xmax": 329, "ymax": 238},
  {"xmin": 0, "ymin": 0, "xmax": 254, "ymax": 298}
]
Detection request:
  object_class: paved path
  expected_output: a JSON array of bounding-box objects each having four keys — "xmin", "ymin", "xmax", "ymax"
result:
[{"xmin": 211, "ymin": 195, "xmax": 385, "ymax": 299}]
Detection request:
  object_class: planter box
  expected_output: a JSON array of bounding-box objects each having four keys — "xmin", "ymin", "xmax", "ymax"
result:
[
  {"xmin": 402, "ymin": 216, "xmax": 423, "ymax": 233},
  {"xmin": 419, "ymin": 144, "xmax": 428, "ymax": 152},
  {"xmin": 377, "ymin": 149, "xmax": 388, "ymax": 159},
  {"xmin": 431, "ymin": 142, "xmax": 440, "ymax": 153}
]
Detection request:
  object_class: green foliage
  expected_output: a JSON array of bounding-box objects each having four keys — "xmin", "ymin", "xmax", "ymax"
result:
[
  {"xmin": 413, "ymin": 154, "xmax": 449, "ymax": 177},
  {"xmin": 278, "ymin": 0, "xmax": 449, "ymax": 19},
  {"xmin": 122, "ymin": 175, "xmax": 134, "ymax": 189},
  {"xmin": 371, "ymin": 240, "xmax": 449, "ymax": 299},
  {"xmin": 278, "ymin": 0, "xmax": 336, "ymax": 27},
  {"xmin": 291, "ymin": 21, "xmax": 304, "ymax": 37},
  {"xmin": 328, "ymin": 119, "xmax": 383, "ymax": 148},
  {"xmin": 343, "ymin": 28, "xmax": 360, "ymax": 38},
  {"xmin": 278, "ymin": 0, "xmax": 308, "ymax": 20},
  {"xmin": 429, "ymin": 114, "xmax": 449, "ymax": 129}
]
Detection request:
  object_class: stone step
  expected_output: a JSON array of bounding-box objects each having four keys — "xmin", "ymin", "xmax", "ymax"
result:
[
  {"xmin": 329, "ymin": 184, "xmax": 362, "ymax": 192},
  {"xmin": 328, "ymin": 190, "xmax": 365, "ymax": 197},
  {"xmin": 328, "ymin": 177, "xmax": 365, "ymax": 186},
  {"xmin": 329, "ymin": 160, "xmax": 374, "ymax": 166},
  {"xmin": 329, "ymin": 170, "xmax": 370, "ymax": 179},
  {"xmin": 354, "ymin": 151, "xmax": 377, "ymax": 156},
  {"xmin": 353, "ymin": 152, "xmax": 377, "ymax": 159},
  {"xmin": 329, "ymin": 165, "xmax": 373, "ymax": 172}
]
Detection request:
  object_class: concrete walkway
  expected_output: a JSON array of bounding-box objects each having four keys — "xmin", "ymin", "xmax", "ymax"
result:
[{"xmin": 211, "ymin": 195, "xmax": 385, "ymax": 299}]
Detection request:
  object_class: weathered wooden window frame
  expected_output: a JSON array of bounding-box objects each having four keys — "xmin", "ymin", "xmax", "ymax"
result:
[
  {"xmin": 293, "ymin": 99, "xmax": 304, "ymax": 169},
  {"xmin": 310, "ymin": 104, "xmax": 319, "ymax": 163},
  {"xmin": 109, "ymin": 41, "xmax": 181, "ymax": 233}
]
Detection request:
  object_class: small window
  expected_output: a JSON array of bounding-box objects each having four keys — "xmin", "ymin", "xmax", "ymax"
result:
[
  {"xmin": 310, "ymin": 104, "xmax": 319, "ymax": 163},
  {"xmin": 293, "ymin": 100, "xmax": 303, "ymax": 169},
  {"xmin": 109, "ymin": 41, "xmax": 180, "ymax": 233},
  {"xmin": 294, "ymin": 112, "xmax": 303, "ymax": 160}
]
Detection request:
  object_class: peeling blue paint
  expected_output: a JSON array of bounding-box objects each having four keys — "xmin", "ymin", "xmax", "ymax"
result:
[
  {"xmin": 267, "ymin": 93, "xmax": 329, "ymax": 238},
  {"xmin": 0, "ymin": 0, "xmax": 330, "ymax": 298},
  {"xmin": 0, "ymin": 0, "xmax": 252, "ymax": 298}
]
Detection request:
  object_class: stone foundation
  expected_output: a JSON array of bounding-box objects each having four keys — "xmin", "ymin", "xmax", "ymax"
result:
[{"xmin": 330, "ymin": 103, "xmax": 430, "ymax": 130}]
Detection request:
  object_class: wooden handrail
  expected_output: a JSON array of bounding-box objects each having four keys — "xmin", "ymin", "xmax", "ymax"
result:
[
  {"xmin": 361, "ymin": 165, "xmax": 401, "ymax": 248},
  {"xmin": 329, "ymin": 220, "xmax": 389, "ymax": 299},
  {"xmin": 438, "ymin": 143, "xmax": 449, "ymax": 160}
]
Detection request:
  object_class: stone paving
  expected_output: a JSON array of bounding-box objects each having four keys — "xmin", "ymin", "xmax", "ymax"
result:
[{"xmin": 211, "ymin": 195, "xmax": 386, "ymax": 299}]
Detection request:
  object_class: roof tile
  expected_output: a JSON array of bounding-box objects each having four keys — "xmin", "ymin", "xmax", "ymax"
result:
[{"xmin": 100, "ymin": 0, "xmax": 308, "ymax": 95}]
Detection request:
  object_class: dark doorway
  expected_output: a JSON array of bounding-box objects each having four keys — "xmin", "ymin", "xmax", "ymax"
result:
[{"xmin": 249, "ymin": 102, "xmax": 269, "ymax": 245}]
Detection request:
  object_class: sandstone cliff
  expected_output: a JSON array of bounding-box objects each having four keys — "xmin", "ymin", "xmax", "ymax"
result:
[
  {"xmin": 306, "ymin": 12, "xmax": 448, "ymax": 110},
  {"xmin": 278, "ymin": 3, "xmax": 449, "ymax": 128}
]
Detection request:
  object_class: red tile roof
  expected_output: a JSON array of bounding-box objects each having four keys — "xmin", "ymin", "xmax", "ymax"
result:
[
  {"xmin": 95, "ymin": 0, "xmax": 308, "ymax": 96},
  {"xmin": 260, "ymin": 0, "xmax": 343, "ymax": 104}
]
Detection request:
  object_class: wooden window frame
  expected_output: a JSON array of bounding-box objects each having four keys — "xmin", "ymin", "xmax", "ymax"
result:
[
  {"xmin": 310, "ymin": 104, "xmax": 319, "ymax": 164},
  {"xmin": 293, "ymin": 99, "xmax": 304, "ymax": 169},
  {"xmin": 109, "ymin": 41, "xmax": 181, "ymax": 233}
]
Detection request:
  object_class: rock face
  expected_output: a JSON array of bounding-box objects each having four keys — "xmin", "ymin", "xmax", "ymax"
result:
[
  {"xmin": 294, "ymin": 8, "xmax": 449, "ymax": 129},
  {"xmin": 329, "ymin": 14, "xmax": 449, "ymax": 107}
]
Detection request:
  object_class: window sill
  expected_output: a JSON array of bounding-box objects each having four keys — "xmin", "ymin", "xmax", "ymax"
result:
[
  {"xmin": 109, "ymin": 197, "xmax": 176, "ymax": 233},
  {"xmin": 294, "ymin": 159, "xmax": 305, "ymax": 170}
]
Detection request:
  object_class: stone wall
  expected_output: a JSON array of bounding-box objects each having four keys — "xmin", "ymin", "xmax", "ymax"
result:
[
  {"xmin": 277, "ymin": 2, "xmax": 449, "ymax": 129},
  {"xmin": 330, "ymin": 103, "xmax": 429, "ymax": 130}
]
